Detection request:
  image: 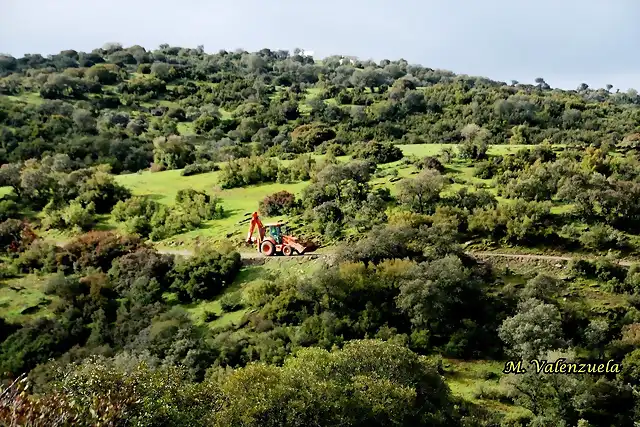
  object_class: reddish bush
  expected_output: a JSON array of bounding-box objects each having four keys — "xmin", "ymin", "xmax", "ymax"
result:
[{"xmin": 258, "ymin": 191, "xmax": 298, "ymax": 217}]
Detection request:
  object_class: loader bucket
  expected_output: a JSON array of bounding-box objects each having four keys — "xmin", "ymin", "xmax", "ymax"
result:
[{"xmin": 299, "ymin": 240, "xmax": 318, "ymax": 254}]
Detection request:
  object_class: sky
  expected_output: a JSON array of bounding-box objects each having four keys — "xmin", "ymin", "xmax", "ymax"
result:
[{"xmin": 2, "ymin": 0, "xmax": 639, "ymax": 91}]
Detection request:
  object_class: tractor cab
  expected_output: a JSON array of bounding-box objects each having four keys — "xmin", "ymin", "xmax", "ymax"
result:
[{"xmin": 265, "ymin": 223, "xmax": 284, "ymax": 244}]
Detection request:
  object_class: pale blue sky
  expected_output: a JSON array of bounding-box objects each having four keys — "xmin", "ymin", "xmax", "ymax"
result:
[{"xmin": 1, "ymin": 0, "xmax": 639, "ymax": 90}]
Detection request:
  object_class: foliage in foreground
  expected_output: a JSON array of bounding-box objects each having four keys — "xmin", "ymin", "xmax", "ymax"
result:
[{"xmin": 0, "ymin": 340, "xmax": 467, "ymax": 427}]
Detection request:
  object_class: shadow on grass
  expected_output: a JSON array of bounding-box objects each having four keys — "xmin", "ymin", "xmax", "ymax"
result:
[
  {"xmin": 146, "ymin": 194, "xmax": 165, "ymax": 201},
  {"xmin": 234, "ymin": 265, "xmax": 267, "ymax": 286},
  {"xmin": 93, "ymin": 222, "xmax": 117, "ymax": 232},
  {"xmin": 218, "ymin": 208, "xmax": 243, "ymax": 221}
]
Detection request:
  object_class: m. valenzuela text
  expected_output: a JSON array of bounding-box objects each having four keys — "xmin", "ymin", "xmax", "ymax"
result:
[{"xmin": 503, "ymin": 358, "xmax": 621, "ymax": 375}]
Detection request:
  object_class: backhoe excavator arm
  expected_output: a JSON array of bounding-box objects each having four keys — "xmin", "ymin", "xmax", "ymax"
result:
[{"xmin": 246, "ymin": 212, "xmax": 265, "ymax": 244}]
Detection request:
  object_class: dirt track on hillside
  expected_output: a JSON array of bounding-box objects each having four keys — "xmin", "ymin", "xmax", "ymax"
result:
[
  {"xmin": 52, "ymin": 240, "xmax": 636, "ymax": 266},
  {"xmin": 157, "ymin": 248, "xmax": 330, "ymax": 261},
  {"xmin": 157, "ymin": 248, "xmax": 637, "ymax": 267},
  {"xmin": 468, "ymin": 251, "xmax": 635, "ymax": 266}
]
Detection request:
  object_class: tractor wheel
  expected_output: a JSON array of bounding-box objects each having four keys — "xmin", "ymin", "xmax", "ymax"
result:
[
  {"xmin": 282, "ymin": 245, "xmax": 293, "ymax": 256},
  {"xmin": 260, "ymin": 241, "xmax": 275, "ymax": 256}
]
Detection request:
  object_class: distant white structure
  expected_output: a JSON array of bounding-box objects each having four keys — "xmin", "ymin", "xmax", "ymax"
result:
[
  {"xmin": 300, "ymin": 49, "xmax": 315, "ymax": 57},
  {"xmin": 339, "ymin": 55, "xmax": 357, "ymax": 65}
]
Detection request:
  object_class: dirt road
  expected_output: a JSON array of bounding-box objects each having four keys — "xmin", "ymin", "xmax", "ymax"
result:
[
  {"xmin": 157, "ymin": 248, "xmax": 637, "ymax": 267},
  {"xmin": 469, "ymin": 251, "xmax": 636, "ymax": 267},
  {"xmin": 157, "ymin": 248, "xmax": 329, "ymax": 261}
]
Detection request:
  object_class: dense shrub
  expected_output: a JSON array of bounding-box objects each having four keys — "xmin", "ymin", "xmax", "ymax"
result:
[
  {"xmin": 352, "ymin": 140, "xmax": 403, "ymax": 164},
  {"xmin": 213, "ymin": 340, "xmax": 461, "ymax": 426},
  {"xmin": 290, "ymin": 123, "xmax": 336, "ymax": 152},
  {"xmin": 568, "ymin": 258, "xmax": 627, "ymax": 284},
  {"xmin": 259, "ymin": 191, "xmax": 298, "ymax": 216},
  {"xmin": 181, "ymin": 161, "xmax": 219, "ymax": 176},
  {"xmin": 579, "ymin": 224, "xmax": 629, "ymax": 251},
  {"xmin": 175, "ymin": 189, "xmax": 224, "ymax": 219},
  {"xmin": 1, "ymin": 341, "xmax": 465, "ymax": 427},
  {"xmin": 111, "ymin": 191, "xmax": 223, "ymax": 240},
  {"xmin": 416, "ymin": 155, "xmax": 445, "ymax": 173},
  {"xmin": 468, "ymin": 200, "xmax": 554, "ymax": 244},
  {"xmin": 152, "ymin": 136, "xmax": 195, "ymax": 170},
  {"xmin": 447, "ymin": 188, "xmax": 497, "ymax": 212},
  {"xmin": 0, "ymin": 198, "xmax": 19, "ymax": 222},
  {"xmin": 58, "ymin": 231, "xmax": 143, "ymax": 273},
  {"xmin": 13, "ymin": 240, "xmax": 60, "ymax": 273},
  {"xmin": 42, "ymin": 200, "xmax": 96, "ymax": 232},
  {"xmin": 219, "ymin": 290, "xmax": 244, "ymax": 312},
  {"xmin": 108, "ymin": 247, "xmax": 175, "ymax": 294},
  {"xmin": 0, "ymin": 318, "xmax": 78, "ymax": 379},
  {"xmin": 276, "ymin": 155, "xmax": 316, "ymax": 182},
  {"xmin": 0, "ymin": 359, "xmax": 219, "ymax": 427},
  {"xmin": 0, "ymin": 219, "xmax": 36, "ymax": 254},
  {"xmin": 170, "ymin": 249, "xmax": 242, "ymax": 302},
  {"xmin": 111, "ymin": 196, "xmax": 164, "ymax": 237},
  {"xmin": 218, "ymin": 156, "xmax": 280, "ymax": 189}
]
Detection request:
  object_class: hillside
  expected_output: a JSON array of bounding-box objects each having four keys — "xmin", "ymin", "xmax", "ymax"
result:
[{"xmin": 1, "ymin": 45, "xmax": 640, "ymax": 426}]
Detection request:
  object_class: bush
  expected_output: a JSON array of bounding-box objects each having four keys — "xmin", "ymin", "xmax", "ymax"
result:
[
  {"xmin": 58, "ymin": 231, "xmax": 143, "ymax": 273},
  {"xmin": 152, "ymin": 135, "xmax": 195, "ymax": 170},
  {"xmin": 13, "ymin": 240, "xmax": 60, "ymax": 273},
  {"xmin": 468, "ymin": 200, "xmax": 554, "ymax": 244},
  {"xmin": 218, "ymin": 156, "xmax": 280, "ymax": 189},
  {"xmin": 0, "ymin": 358, "xmax": 219, "ymax": 427},
  {"xmin": 280, "ymin": 155, "xmax": 316, "ymax": 182},
  {"xmin": 0, "ymin": 219, "xmax": 37, "ymax": 254},
  {"xmin": 181, "ymin": 161, "xmax": 219, "ymax": 176},
  {"xmin": 47, "ymin": 201, "xmax": 96, "ymax": 231},
  {"xmin": 622, "ymin": 264, "xmax": 640, "ymax": 294},
  {"xmin": 290, "ymin": 123, "xmax": 336, "ymax": 152},
  {"xmin": 0, "ymin": 199, "xmax": 19, "ymax": 222},
  {"xmin": 352, "ymin": 141, "xmax": 403, "ymax": 164},
  {"xmin": 473, "ymin": 160, "xmax": 499, "ymax": 179},
  {"xmin": 204, "ymin": 311, "xmax": 220, "ymax": 322},
  {"xmin": 568, "ymin": 258, "xmax": 627, "ymax": 283},
  {"xmin": 212, "ymin": 340, "xmax": 460, "ymax": 426},
  {"xmin": 259, "ymin": 191, "xmax": 298, "ymax": 216},
  {"xmin": 111, "ymin": 192, "xmax": 222, "ymax": 241},
  {"xmin": 175, "ymin": 189, "xmax": 224, "ymax": 221},
  {"xmin": 447, "ymin": 188, "xmax": 497, "ymax": 212},
  {"xmin": 220, "ymin": 291, "xmax": 244, "ymax": 312},
  {"xmin": 579, "ymin": 224, "xmax": 628, "ymax": 251},
  {"xmin": 108, "ymin": 247, "xmax": 175, "ymax": 294},
  {"xmin": 112, "ymin": 196, "xmax": 163, "ymax": 238},
  {"xmin": 170, "ymin": 249, "xmax": 242, "ymax": 302},
  {"xmin": 417, "ymin": 156, "xmax": 445, "ymax": 173}
]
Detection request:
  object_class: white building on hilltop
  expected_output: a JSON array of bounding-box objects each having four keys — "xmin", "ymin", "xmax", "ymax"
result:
[{"xmin": 339, "ymin": 55, "xmax": 357, "ymax": 65}]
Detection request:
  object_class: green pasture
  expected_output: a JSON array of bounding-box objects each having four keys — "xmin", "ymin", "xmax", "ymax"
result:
[
  {"xmin": 115, "ymin": 169, "xmax": 309, "ymax": 245},
  {"xmin": 112, "ymin": 143, "xmax": 568, "ymax": 245},
  {"xmin": 443, "ymin": 358, "xmax": 531, "ymax": 418},
  {"xmin": 0, "ymin": 274, "xmax": 59, "ymax": 324}
]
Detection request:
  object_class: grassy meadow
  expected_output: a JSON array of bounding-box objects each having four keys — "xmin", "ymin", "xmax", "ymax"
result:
[{"xmin": 112, "ymin": 143, "xmax": 551, "ymax": 247}]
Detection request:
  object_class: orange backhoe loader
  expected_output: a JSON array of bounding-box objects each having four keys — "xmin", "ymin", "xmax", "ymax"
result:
[{"xmin": 245, "ymin": 212, "xmax": 311, "ymax": 256}]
